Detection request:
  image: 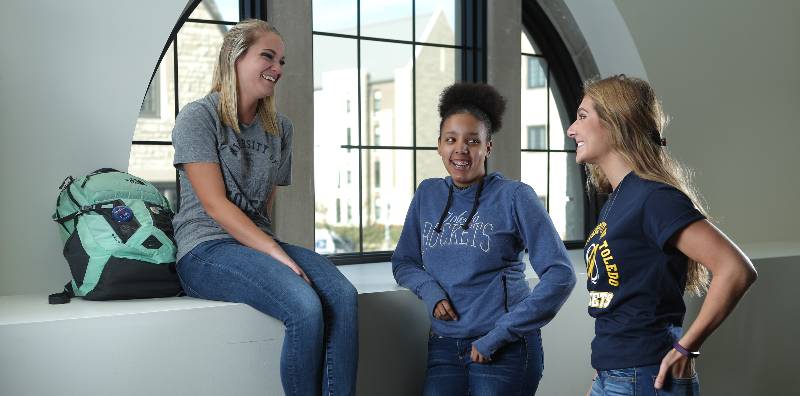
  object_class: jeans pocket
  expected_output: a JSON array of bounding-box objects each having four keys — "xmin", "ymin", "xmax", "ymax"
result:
[
  {"xmin": 175, "ymin": 263, "xmax": 200, "ymax": 298},
  {"xmin": 605, "ymin": 368, "xmax": 637, "ymax": 383},
  {"xmin": 600, "ymin": 372, "xmax": 637, "ymax": 395},
  {"xmin": 653, "ymin": 374, "xmax": 700, "ymax": 396},
  {"xmin": 175, "ymin": 250, "xmax": 212, "ymax": 298},
  {"xmin": 491, "ymin": 338, "xmax": 526, "ymax": 363}
]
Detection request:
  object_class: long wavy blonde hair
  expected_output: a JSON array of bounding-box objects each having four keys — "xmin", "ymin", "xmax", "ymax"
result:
[
  {"xmin": 211, "ymin": 19, "xmax": 281, "ymax": 135},
  {"xmin": 583, "ymin": 74, "xmax": 709, "ymax": 296}
]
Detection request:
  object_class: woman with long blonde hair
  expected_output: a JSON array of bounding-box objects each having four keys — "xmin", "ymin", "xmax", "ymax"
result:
[
  {"xmin": 171, "ymin": 19, "xmax": 358, "ymax": 395},
  {"xmin": 568, "ymin": 75, "xmax": 756, "ymax": 395}
]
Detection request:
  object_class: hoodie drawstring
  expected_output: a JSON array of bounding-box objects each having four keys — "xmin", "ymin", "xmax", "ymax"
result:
[
  {"xmin": 462, "ymin": 178, "xmax": 484, "ymax": 230},
  {"xmin": 434, "ymin": 183, "xmax": 454, "ymax": 233},
  {"xmin": 434, "ymin": 177, "xmax": 485, "ymax": 233}
]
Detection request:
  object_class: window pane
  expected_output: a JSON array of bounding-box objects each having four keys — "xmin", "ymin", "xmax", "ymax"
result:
[
  {"xmin": 361, "ymin": 0, "xmax": 412, "ymax": 41},
  {"xmin": 315, "ymin": 150, "xmax": 360, "ymax": 254},
  {"xmin": 177, "ymin": 22, "xmax": 227, "ymax": 111},
  {"xmin": 521, "ymin": 30, "xmax": 538, "ymax": 54},
  {"xmin": 361, "ymin": 149, "xmax": 414, "ymax": 252},
  {"xmin": 415, "ymin": 46, "xmax": 460, "ymax": 147},
  {"xmin": 189, "ymin": 0, "xmax": 240, "ymax": 22},
  {"xmin": 520, "ymin": 56, "xmax": 548, "ymax": 149},
  {"xmin": 526, "ymin": 125, "xmax": 547, "ymax": 150},
  {"xmin": 549, "ymin": 78, "xmax": 576, "ymax": 150},
  {"xmin": 313, "ymin": 0, "xmax": 357, "ymax": 33},
  {"xmin": 361, "ymin": 41, "xmax": 413, "ymax": 146},
  {"xmin": 133, "ymin": 43, "xmax": 176, "ymax": 142},
  {"xmin": 314, "ymin": 35, "xmax": 360, "ymax": 255},
  {"xmin": 139, "ymin": 72, "xmax": 161, "ymax": 119},
  {"xmin": 314, "ymin": 35, "xmax": 358, "ymax": 148},
  {"xmin": 549, "ymin": 152, "xmax": 584, "ymax": 241},
  {"xmin": 127, "ymin": 144, "xmax": 177, "ymax": 211},
  {"xmin": 520, "ymin": 152, "xmax": 549, "ymax": 210},
  {"xmin": 527, "ymin": 57, "xmax": 547, "ymax": 88},
  {"xmin": 415, "ymin": 148, "xmax": 445, "ymax": 186},
  {"xmin": 415, "ymin": 0, "xmax": 458, "ymax": 46}
]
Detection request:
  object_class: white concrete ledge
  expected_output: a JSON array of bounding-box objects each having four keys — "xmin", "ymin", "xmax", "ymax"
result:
[{"xmin": 0, "ymin": 242, "xmax": 796, "ymax": 396}]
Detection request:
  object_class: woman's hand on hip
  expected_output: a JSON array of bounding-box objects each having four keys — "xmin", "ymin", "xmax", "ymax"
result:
[{"xmin": 655, "ymin": 348, "xmax": 694, "ymax": 389}]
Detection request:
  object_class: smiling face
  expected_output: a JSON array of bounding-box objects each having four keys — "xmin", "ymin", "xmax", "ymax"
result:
[
  {"xmin": 438, "ymin": 112, "xmax": 492, "ymax": 187},
  {"xmin": 567, "ymin": 97, "xmax": 613, "ymax": 164},
  {"xmin": 235, "ymin": 31, "xmax": 285, "ymax": 101}
]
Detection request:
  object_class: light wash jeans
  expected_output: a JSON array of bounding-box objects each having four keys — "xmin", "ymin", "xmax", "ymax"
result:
[
  {"xmin": 589, "ymin": 365, "xmax": 699, "ymax": 396},
  {"xmin": 423, "ymin": 330, "xmax": 544, "ymax": 396},
  {"xmin": 589, "ymin": 327, "xmax": 700, "ymax": 396},
  {"xmin": 177, "ymin": 238, "xmax": 358, "ymax": 396}
]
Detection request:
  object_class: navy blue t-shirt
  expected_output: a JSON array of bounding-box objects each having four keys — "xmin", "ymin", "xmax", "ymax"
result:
[{"xmin": 584, "ymin": 172, "xmax": 705, "ymax": 370}]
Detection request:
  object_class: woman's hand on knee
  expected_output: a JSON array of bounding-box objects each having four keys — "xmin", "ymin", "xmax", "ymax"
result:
[{"xmin": 284, "ymin": 260, "xmax": 311, "ymax": 285}]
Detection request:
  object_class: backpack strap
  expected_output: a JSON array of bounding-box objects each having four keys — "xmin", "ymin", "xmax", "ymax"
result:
[
  {"xmin": 53, "ymin": 203, "xmax": 108, "ymax": 223},
  {"xmin": 81, "ymin": 168, "xmax": 121, "ymax": 187},
  {"xmin": 53, "ymin": 202, "xmax": 115, "ymax": 225},
  {"xmin": 54, "ymin": 176, "xmax": 77, "ymax": 232},
  {"xmin": 48, "ymin": 282, "xmax": 75, "ymax": 304}
]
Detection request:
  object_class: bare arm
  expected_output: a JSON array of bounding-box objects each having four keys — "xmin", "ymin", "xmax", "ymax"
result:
[
  {"xmin": 655, "ymin": 219, "xmax": 757, "ymax": 387},
  {"xmin": 265, "ymin": 186, "xmax": 277, "ymax": 221},
  {"xmin": 184, "ymin": 162, "xmax": 309, "ymax": 283},
  {"xmin": 673, "ymin": 219, "xmax": 757, "ymax": 350}
]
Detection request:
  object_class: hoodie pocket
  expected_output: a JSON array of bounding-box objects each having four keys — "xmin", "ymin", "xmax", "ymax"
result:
[{"xmin": 501, "ymin": 274, "xmax": 509, "ymax": 313}]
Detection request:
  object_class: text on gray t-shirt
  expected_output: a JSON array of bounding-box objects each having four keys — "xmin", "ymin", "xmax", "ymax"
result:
[{"xmin": 171, "ymin": 92, "xmax": 292, "ymax": 260}]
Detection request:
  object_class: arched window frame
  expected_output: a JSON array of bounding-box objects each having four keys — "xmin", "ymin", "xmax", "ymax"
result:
[
  {"xmin": 130, "ymin": 0, "xmax": 267, "ymax": 212},
  {"xmin": 522, "ymin": 1, "xmax": 597, "ymax": 248}
]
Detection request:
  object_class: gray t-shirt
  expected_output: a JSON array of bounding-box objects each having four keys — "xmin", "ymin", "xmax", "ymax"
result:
[{"xmin": 171, "ymin": 92, "xmax": 292, "ymax": 260}]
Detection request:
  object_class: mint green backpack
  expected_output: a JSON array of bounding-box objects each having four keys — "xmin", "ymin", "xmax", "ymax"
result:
[{"xmin": 50, "ymin": 168, "xmax": 181, "ymax": 303}]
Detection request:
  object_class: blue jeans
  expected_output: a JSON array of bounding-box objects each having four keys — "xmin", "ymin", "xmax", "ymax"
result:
[
  {"xmin": 176, "ymin": 238, "xmax": 358, "ymax": 396},
  {"xmin": 589, "ymin": 326, "xmax": 700, "ymax": 396},
  {"xmin": 589, "ymin": 365, "xmax": 700, "ymax": 396},
  {"xmin": 423, "ymin": 330, "xmax": 544, "ymax": 396}
]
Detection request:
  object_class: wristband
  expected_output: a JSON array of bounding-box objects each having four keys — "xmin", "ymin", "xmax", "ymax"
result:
[{"xmin": 673, "ymin": 342, "xmax": 700, "ymax": 359}]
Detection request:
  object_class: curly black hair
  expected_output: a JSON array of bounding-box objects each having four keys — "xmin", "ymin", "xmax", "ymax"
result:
[{"xmin": 438, "ymin": 83, "xmax": 506, "ymax": 135}]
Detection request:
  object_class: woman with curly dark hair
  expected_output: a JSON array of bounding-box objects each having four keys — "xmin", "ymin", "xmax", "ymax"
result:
[{"xmin": 392, "ymin": 82, "xmax": 576, "ymax": 395}]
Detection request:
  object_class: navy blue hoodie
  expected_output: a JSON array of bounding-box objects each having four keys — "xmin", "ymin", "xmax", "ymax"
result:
[{"xmin": 392, "ymin": 172, "xmax": 576, "ymax": 356}]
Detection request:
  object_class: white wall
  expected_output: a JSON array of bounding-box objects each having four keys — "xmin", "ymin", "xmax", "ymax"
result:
[
  {"xmin": 684, "ymin": 254, "xmax": 800, "ymax": 394},
  {"xmin": 570, "ymin": 0, "xmax": 800, "ymax": 245},
  {"xmin": 0, "ymin": 1, "xmax": 188, "ymax": 295},
  {"xmin": 563, "ymin": 0, "xmax": 647, "ymax": 79}
]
